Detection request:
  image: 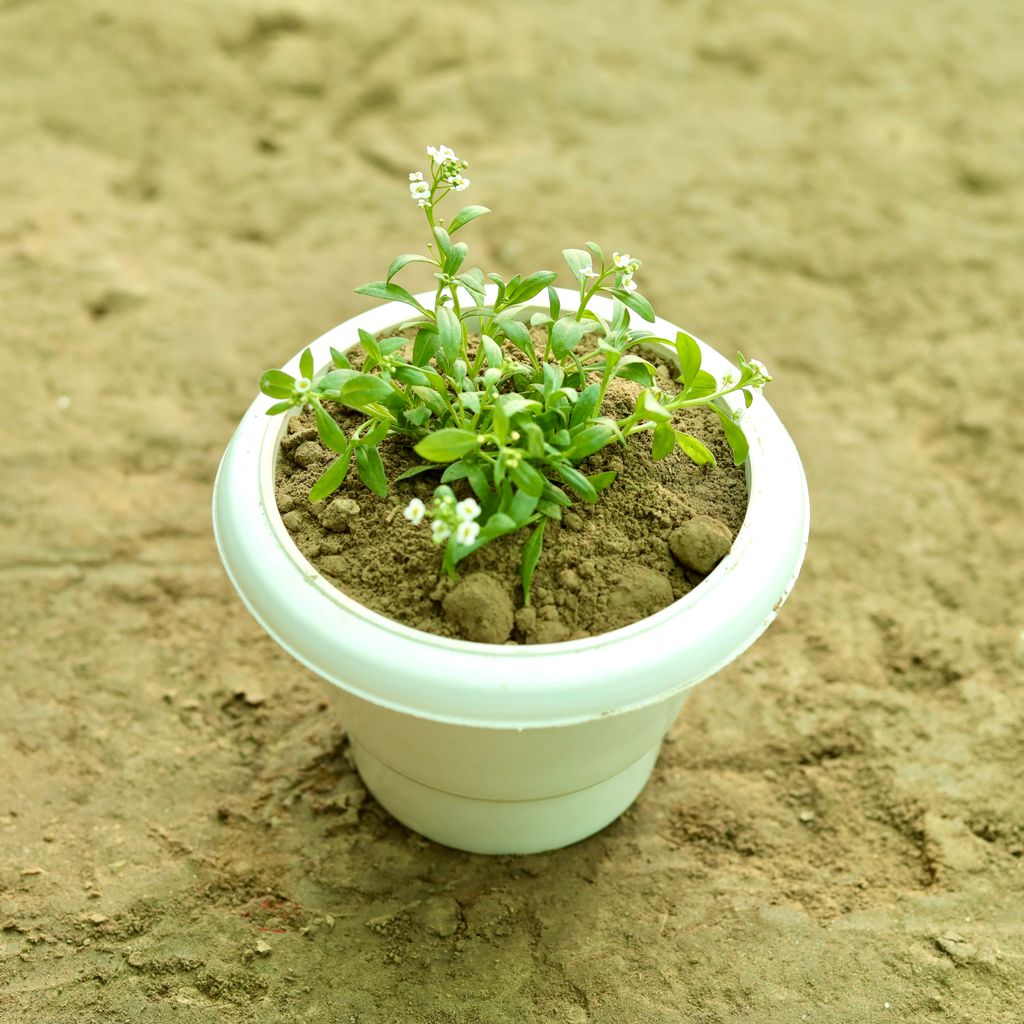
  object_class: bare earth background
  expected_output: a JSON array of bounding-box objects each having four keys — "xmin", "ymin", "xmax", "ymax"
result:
[{"xmin": 2, "ymin": 1, "xmax": 1023, "ymax": 1021}]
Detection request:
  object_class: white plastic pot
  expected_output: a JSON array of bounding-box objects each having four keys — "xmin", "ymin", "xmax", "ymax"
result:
[{"xmin": 213, "ymin": 287, "xmax": 809, "ymax": 854}]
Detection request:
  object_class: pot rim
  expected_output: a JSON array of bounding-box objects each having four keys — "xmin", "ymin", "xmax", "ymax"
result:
[{"xmin": 213, "ymin": 287, "xmax": 809, "ymax": 727}]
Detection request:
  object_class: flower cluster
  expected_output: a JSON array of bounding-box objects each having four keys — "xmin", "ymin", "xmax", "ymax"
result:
[
  {"xmin": 404, "ymin": 486, "xmax": 482, "ymax": 547},
  {"xmin": 612, "ymin": 251, "xmax": 641, "ymax": 293},
  {"xmin": 408, "ymin": 171, "xmax": 431, "ymax": 207},
  {"xmin": 408, "ymin": 145, "xmax": 470, "ymax": 208}
]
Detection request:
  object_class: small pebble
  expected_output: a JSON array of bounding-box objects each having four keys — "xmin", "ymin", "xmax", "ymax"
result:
[
  {"xmin": 255, "ymin": 939, "xmax": 272, "ymax": 956},
  {"xmin": 563, "ymin": 512, "xmax": 584, "ymax": 531},
  {"xmin": 281, "ymin": 510, "xmax": 305, "ymax": 531},
  {"xmin": 798, "ymin": 810, "xmax": 815, "ymax": 823},
  {"xmin": 668, "ymin": 515, "xmax": 733, "ymax": 575},
  {"xmin": 127, "ymin": 951, "xmax": 145, "ymax": 968}
]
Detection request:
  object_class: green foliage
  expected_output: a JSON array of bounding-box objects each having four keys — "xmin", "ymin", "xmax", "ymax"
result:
[{"xmin": 259, "ymin": 146, "xmax": 774, "ymax": 598}]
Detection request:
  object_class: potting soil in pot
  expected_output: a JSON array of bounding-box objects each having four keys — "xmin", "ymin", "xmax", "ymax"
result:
[{"xmin": 275, "ymin": 339, "xmax": 748, "ymax": 643}]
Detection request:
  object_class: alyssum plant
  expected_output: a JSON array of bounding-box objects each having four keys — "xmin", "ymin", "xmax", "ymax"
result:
[{"xmin": 260, "ymin": 145, "xmax": 771, "ymax": 601}]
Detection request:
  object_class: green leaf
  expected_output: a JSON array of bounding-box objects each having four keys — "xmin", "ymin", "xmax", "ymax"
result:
[
  {"xmin": 552, "ymin": 461, "xmax": 598, "ymax": 502},
  {"xmin": 448, "ymin": 242, "xmax": 468, "ymax": 275},
  {"xmin": 543, "ymin": 362, "xmax": 565, "ymax": 399},
  {"xmin": 570, "ymin": 382, "xmax": 601, "ymax": 429},
  {"xmin": 357, "ymin": 328, "xmax": 382, "ymax": 367},
  {"xmin": 675, "ymin": 431, "xmax": 717, "ymax": 466},
  {"xmin": 509, "ymin": 485, "xmax": 540, "ymax": 525},
  {"xmin": 259, "ymin": 369, "xmax": 294, "ymax": 399},
  {"xmin": 541, "ymin": 478, "xmax": 573, "ymax": 507},
  {"xmin": 498, "ymin": 392, "xmax": 542, "ymax": 418},
  {"xmin": 411, "ymin": 386, "xmax": 447, "ymax": 418},
  {"xmin": 589, "ymin": 470, "xmax": 617, "ymax": 492},
  {"xmin": 563, "ymin": 248, "xmax": 592, "ymax": 282},
  {"xmin": 481, "ymin": 334, "xmax": 503, "ymax": 369},
  {"xmin": 520, "ymin": 520, "xmax": 546, "ymax": 606},
  {"xmin": 266, "ymin": 400, "xmax": 295, "ymax": 415},
  {"xmin": 362, "ymin": 418, "xmax": 389, "ymax": 448},
  {"xmin": 386, "ymin": 253, "xmax": 435, "ymax": 282},
  {"xmin": 568, "ymin": 423, "xmax": 617, "ymax": 460},
  {"xmin": 714, "ymin": 407, "xmax": 749, "ymax": 465},
  {"xmin": 685, "ymin": 369, "xmax": 719, "ymax": 399},
  {"xmin": 608, "ymin": 288, "xmax": 656, "ymax": 322},
  {"xmin": 465, "ymin": 462, "xmax": 492, "ymax": 502},
  {"xmin": 496, "ymin": 317, "xmax": 534, "ymax": 357},
  {"xmin": 299, "ymin": 348, "xmax": 314, "ymax": 380},
  {"xmin": 330, "ymin": 347, "xmax": 351, "ymax": 369},
  {"xmin": 308, "ymin": 449, "xmax": 352, "ymax": 503},
  {"xmin": 510, "ymin": 460, "xmax": 545, "ymax": 497},
  {"xmin": 652, "ymin": 422, "xmax": 675, "ymax": 460},
  {"xmin": 547, "ymin": 286, "xmax": 560, "ymax": 321},
  {"xmin": 614, "ymin": 357, "xmax": 655, "ymax": 387},
  {"xmin": 379, "ymin": 336, "xmax": 410, "ymax": 355},
  {"xmin": 414, "ymin": 429, "xmax": 480, "ymax": 462},
  {"xmin": 404, "ymin": 405, "xmax": 432, "ymax": 427},
  {"xmin": 457, "ymin": 267, "xmax": 487, "ymax": 303},
  {"xmin": 313, "ymin": 403, "xmax": 350, "ymax": 454},
  {"xmin": 436, "ymin": 305, "xmax": 462, "ymax": 364},
  {"xmin": 317, "ymin": 368, "xmax": 360, "ymax": 393},
  {"xmin": 584, "ymin": 241, "xmax": 605, "ymax": 266},
  {"xmin": 412, "ymin": 327, "xmax": 439, "ymax": 367},
  {"xmin": 392, "ymin": 365, "xmax": 427, "ymax": 387},
  {"xmin": 339, "ymin": 374, "xmax": 393, "ymax": 407},
  {"xmin": 550, "ymin": 317, "xmax": 588, "ymax": 360},
  {"xmin": 394, "ymin": 463, "xmax": 438, "ymax": 482},
  {"xmin": 675, "ymin": 330, "xmax": 702, "ymax": 387},
  {"xmin": 639, "ymin": 390, "xmax": 672, "ymax": 422},
  {"xmin": 448, "ymin": 205, "xmax": 491, "ymax": 233},
  {"xmin": 354, "ymin": 445, "xmax": 388, "ymax": 498},
  {"xmin": 354, "ymin": 280, "xmax": 428, "ymax": 313},
  {"xmin": 432, "ymin": 226, "xmax": 453, "ymax": 261},
  {"xmin": 507, "ymin": 271, "xmax": 558, "ymax": 305}
]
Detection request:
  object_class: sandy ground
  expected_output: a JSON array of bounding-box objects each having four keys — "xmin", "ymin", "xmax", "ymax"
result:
[{"xmin": 2, "ymin": 1, "xmax": 1023, "ymax": 1021}]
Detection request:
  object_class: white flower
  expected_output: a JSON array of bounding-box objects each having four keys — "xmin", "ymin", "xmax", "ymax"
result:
[
  {"xmin": 620, "ymin": 274, "xmax": 638, "ymax": 293},
  {"xmin": 408, "ymin": 171, "xmax": 424, "ymax": 182},
  {"xmin": 409, "ymin": 179, "xmax": 431, "ymax": 200},
  {"xmin": 445, "ymin": 173, "xmax": 470, "ymax": 191},
  {"xmin": 613, "ymin": 251, "xmax": 632, "ymax": 269},
  {"xmin": 749, "ymin": 359, "xmax": 772, "ymax": 382},
  {"xmin": 579, "ymin": 267, "xmax": 598, "ymax": 279},
  {"xmin": 294, "ymin": 376, "xmax": 311, "ymax": 393},
  {"xmin": 427, "ymin": 145, "xmax": 457, "ymax": 165},
  {"xmin": 403, "ymin": 498, "xmax": 427, "ymax": 525},
  {"xmin": 417, "ymin": 199, "xmax": 431, "ymax": 208},
  {"xmin": 455, "ymin": 519, "xmax": 481, "ymax": 546},
  {"xmin": 431, "ymin": 519, "xmax": 452, "ymax": 544},
  {"xmin": 455, "ymin": 498, "xmax": 481, "ymax": 522}
]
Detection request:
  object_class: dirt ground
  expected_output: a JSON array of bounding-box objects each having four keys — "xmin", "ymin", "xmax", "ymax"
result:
[{"xmin": 2, "ymin": 1, "xmax": 1023, "ymax": 1021}]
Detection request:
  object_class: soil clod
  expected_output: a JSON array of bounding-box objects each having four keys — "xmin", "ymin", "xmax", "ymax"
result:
[
  {"xmin": 443, "ymin": 573, "xmax": 515, "ymax": 643},
  {"xmin": 669, "ymin": 515, "xmax": 733, "ymax": 575},
  {"xmin": 320, "ymin": 497, "xmax": 361, "ymax": 532}
]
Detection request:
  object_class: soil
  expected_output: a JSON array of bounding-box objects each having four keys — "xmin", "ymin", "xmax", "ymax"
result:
[
  {"xmin": 3, "ymin": 2, "xmax": 1024, "ymax": 1022},
  {"xmin": 274, "ymin": 336, "xmax": 749, "ymax": 643}
]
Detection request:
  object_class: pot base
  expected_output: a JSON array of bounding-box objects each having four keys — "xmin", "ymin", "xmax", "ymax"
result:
[{"xmin": 350, "ymin": 736, "xmax": 661, "ymax": 855}]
